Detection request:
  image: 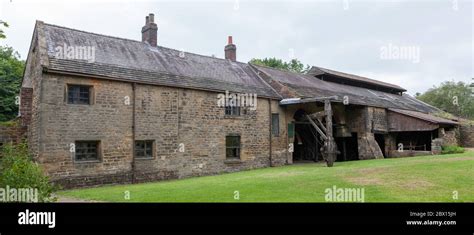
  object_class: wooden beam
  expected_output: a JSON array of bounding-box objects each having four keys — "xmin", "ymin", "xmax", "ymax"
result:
[
  {"xmin": 308, "ymin": 111, "xmax": 325, "ymax": 120},
  {"xmin": 306, "ymin": 114, "xmax": 327, "ymax": 140},
  {"xmin": 315, "ymin": 117, "xmax": 327, "ymax": 133}
]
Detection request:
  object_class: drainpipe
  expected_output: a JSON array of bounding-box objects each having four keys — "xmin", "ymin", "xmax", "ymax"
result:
[
  {"xmin": 131, "ymin": 83, "xmax": 137, "ymax": 184},
  {"xmin": 269, "ymin": 98, "xmax": 273, "ymax": 167}
]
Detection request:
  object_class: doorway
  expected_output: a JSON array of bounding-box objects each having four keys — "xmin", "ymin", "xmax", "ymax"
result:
[
  {"xmin": 335, "ymin": 133, "xmax": 359, "ymax": 161},
  {"xmin": 292, "ymin": 109, "xmax": 322, "ymax": 162},
  {"xmin": 374, "ymin": 134, "xmax": 386, "ymax": 157}
]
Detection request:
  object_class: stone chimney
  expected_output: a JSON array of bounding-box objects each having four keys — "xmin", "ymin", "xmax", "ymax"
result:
[
  {"xmin": 224, "ymin": 36, "xmax": 236, "ymax": 61},
  {"xmin": 142, "ymin": 13, "xmax": 158, "ymax": 46}
]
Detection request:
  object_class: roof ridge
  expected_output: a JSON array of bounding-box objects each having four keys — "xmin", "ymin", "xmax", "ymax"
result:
[
  {"xmin": 248, "ymin": 64, "xmax": 284, "ymax": 99},
  {"xmin": 43, "ymin": 22, "xmax": 248, "ymax": 65},
  {"xmin": 250, "ymin": 63, "xmax": 308, "ymax": 75},
  {"xmin": 43, "ymin": 22, "xmax": 143, "ymax": 44}
]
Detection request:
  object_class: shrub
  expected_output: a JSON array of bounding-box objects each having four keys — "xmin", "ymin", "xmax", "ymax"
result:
[
  {"xmin": 441, "ymin": 145, "xmax": 465, "ymax": 154},
  {"xmin": 0, "ymin": 142, "xmax": 58, "ymax": 202}
]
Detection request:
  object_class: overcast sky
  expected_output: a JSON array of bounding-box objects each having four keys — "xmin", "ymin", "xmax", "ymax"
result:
[{"xmin": 0, "ymin": 0, "xmax": 472, "ymax": 95}]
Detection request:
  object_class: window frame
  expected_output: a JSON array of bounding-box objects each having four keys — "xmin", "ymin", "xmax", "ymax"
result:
[
  {"xmin": 67, "ymin": 84, "xmax": 92, "ymax": 105},
  {"xmin": 225, "ymin": 105, "xmax": 241, "ymax": 116},
  {"xmin": 134, "ymin": 140, "xmax": 155, "ymax": 159},
  {"xmin": 225, "ymin": 135, "xmax": 241, "ymax": 159},
  {"xmin": 271, "ymin": 113, "xmax": 280, "ymax": 137},
  {"xmin": 74, "ymin": 141, "xmax": 100, "ymax": 162}
]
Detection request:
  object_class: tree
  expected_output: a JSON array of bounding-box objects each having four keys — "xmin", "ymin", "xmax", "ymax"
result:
[
  {"xmin": 0, "ymin": 20, "xmax": 8, "ymax": 39},
  {"xmin": 0, "ymin": 46, "xmax": 24, "ymax": 122},
  {"xmin": 416, "ymin": 81, "xmax": 474, "ymax": 119},
  {"xmin": 249, "ymin": 57, "xmax": 310, "ymax": 73}
]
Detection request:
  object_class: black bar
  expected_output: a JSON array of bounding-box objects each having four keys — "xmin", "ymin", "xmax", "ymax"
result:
[{"xmin": 0, "ymin": 203, "xmax": 472, "ymax": 234}]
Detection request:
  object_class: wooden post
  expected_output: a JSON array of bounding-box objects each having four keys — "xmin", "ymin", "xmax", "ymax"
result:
[
  {"xmin": 324, "ymin": 100, "xmax": 336, "ymax": 167},
  {"xmin": 342, "ymin": 139, "xmax": 347, "ymax": 161},
  {"xmin": 315, "ymin": 135, "xmax": 319, "ymax": 162}
]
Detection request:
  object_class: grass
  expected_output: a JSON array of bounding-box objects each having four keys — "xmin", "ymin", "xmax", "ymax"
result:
[{"xmin": 58, "ymin": 151, "xmax": 474, "ymax": 202}]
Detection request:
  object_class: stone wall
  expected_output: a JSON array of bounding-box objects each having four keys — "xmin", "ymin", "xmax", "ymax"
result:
[
  {"xmin": 438, "ymin": 127, "xmax": 460, "ymax": 147},
  {"xmin": 347, "ymin": 106, "xmax": 384, "ymax": 159},
  {"xmin": 35, "ymin": 74, "xmax": 287, "ymax": 188},
  {"xmin": 270, "ymin": 101, "xmax": 288, "ymax": 166},
  {"xmin": 22, "ymin": 31, "xmax": 44, "ymax": 160},
  {"xmin": 357, "ymin": 133, "xmax": 384, "ymax": 159},
  {"xmin": 370, "ymin": 107, "xmax": 388, "ymax": 133},
  {"xmin": 0, "ymin": 121, "xmax": 26, "ymax": 147},
  {"xmin": 459, "ymin": 123, "xmax": 474, "ymax": 147},
  {"xmin": 20, "ymin": 87, "xmax": 33, "ymax": 127}
]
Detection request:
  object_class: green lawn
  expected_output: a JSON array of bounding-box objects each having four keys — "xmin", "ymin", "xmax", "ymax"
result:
[{"xmin": 58, "ymin": 151, "xmax": 474, "ymax": 202}]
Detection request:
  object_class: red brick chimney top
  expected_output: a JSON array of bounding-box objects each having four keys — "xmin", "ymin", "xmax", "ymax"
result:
[{"xmin": 224, "ymin": 36, "xmax": 236, "ymax": 62}]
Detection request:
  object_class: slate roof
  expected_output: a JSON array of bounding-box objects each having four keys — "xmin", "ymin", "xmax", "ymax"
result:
[
  {"xmin": 253, "ymin": 64, "xmax": 440, "ymax": 113},
  {"xmin": 41, "ymin": 23, "xmax": 281, "ymax": 99},
  {"xmin": 308, "ymin": 66, "xmax": 407, "ymax": 92},
  {"xmin": 36, "ymin": 22, "xmax": 445, "ymax": 117}
]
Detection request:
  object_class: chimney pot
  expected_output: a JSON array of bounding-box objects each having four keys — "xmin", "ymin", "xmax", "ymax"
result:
[
  {"xmin": 149, "ymin": 13, "xmax": 154, "ymax": 23},
  {"xmin": 142, "ymin": 13, "xmax": 158, "ymax": 47},
  {"xmin": 228, "ymin": 36, "xmax": 233, "ymax": 45}
]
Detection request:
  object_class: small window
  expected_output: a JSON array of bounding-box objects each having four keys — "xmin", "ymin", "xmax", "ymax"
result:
[
  {"xmin": 135, "ymin": 140, "xmax": 154, "ymax": 159},
  {"xmin": 225, "ymin": 106, "xmax": 240, "ymax": 116},
  {"xmin": 75, "ymin": 141, "xmax": 99, "ymax": 161},
  {"xmin": 68, "ymin": 85, "xmax": 91, "ymax": 105},
  {"xmin": 226, "ymin": 135, "xmax": 241, "ymax": 159},
  {"xmin": 272, "ymin": 113, "xmax": 279, "ymax": 136}
]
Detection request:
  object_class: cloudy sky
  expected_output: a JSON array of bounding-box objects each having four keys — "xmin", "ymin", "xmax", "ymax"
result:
[{"xmin": 0, "ymin": 0, "xmax": 472, "ymax": 95}]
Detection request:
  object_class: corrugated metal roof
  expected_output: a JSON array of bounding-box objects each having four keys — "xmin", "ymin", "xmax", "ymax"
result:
[{"xmin": 42, "ymin": 23, "xmax": 281, "ymax": 99}]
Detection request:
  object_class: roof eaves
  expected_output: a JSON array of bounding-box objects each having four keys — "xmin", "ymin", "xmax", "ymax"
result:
[
  {"xmin": 44, "ymin": 59, "xmax": 281, "ymax": 99},
  {"xmin": 388, "ymin": 108, "xmax": 458, "ymax": 125}
]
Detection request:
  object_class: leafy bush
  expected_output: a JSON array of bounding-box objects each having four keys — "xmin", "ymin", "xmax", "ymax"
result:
[
  {"xmin": 0, "ymin": 142, "xmax": 58, "ymax": 202},
  {"xmin": 0, "ymin": 46, "xmax": 25, "ymax": 122},
  {"xmin": 441, "ymin": 145, "xmax": 465, "ymax": 154}
]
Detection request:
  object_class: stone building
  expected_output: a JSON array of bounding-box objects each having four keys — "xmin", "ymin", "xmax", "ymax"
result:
[{"xmin": 18, "ymin": 14, "xmax": 460, "ymax": 188}]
